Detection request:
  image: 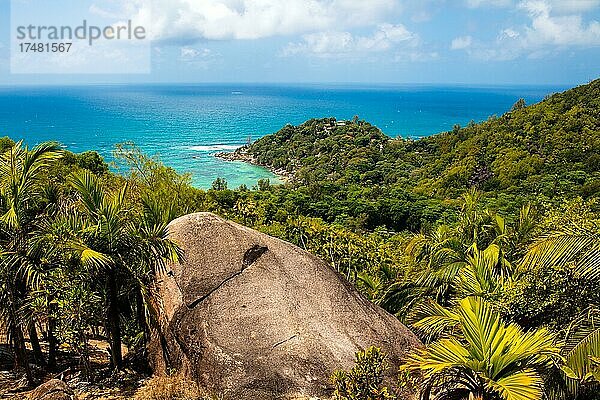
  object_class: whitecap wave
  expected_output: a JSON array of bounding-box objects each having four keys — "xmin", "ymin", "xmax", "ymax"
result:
[{"xmin": 188, "ymin": 144, "xmax": 241, "ymax": 152}]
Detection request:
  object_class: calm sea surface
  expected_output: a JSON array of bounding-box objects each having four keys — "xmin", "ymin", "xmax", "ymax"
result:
[{"xmin": 0, "ymin": 84, "xmax": 566, "ymax": 188}]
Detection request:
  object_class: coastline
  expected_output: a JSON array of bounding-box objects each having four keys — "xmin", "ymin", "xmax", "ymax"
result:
[{"xmin": 215, "ymin": 147, "xmax": 293, "ymax": 183}]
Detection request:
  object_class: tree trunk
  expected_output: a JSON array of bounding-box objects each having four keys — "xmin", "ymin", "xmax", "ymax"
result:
[
  {"xmin": 136, "ymin": 289, "xmax": 150, "ymax": 346},
  {"xmin": 80, "ymin": 331, "xmax": 92, "ymax": 381},
  {"xmin": 7, "ymin": 291, "xmax": 33, "ymax": 385},
  {"xmin": 28, "ymin": 323, "xmax": 45, "ymax": 366},
  {"xmin": 107, "ymin": 268, "xmax": 122, "ymax": 369},
  {"xmin": 12, "ymin": 324, "xmax": 33, "ymax": 385},
  {"xmin": 47, "ymin": 300, "xmax": 57, "ymax": 369}
]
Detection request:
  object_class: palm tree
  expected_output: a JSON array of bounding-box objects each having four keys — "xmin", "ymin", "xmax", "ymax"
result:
[
  {"xmin": 402, "ymin": 297, "xmax": 560, "ymax": 400},
  {"xmin": 26, "ymin": 204, "xmax": 87, "ymax": 369},
  {"xmin": 520, "ymin": 225, "xmax": 600, "ymax": 280},
  {"xmin": 458, "ymin": 243, "xmax": 513, "ymax": 299},
  {"xmin": 520, "ymin": 224, "xmax": 600, "ymax": 397},
  {"xmin": 130, "ymin": 195, "xmax": 183, "ymax": 345},
  {"xmin": 403, "ymin": 242, "xmax": 511, "ymax": 343},
  {"xmin": 69, "ymin": 170, "xmax": 180, "ymax": 369},
  {"xmin": 378, "ymin": 195, "xmax": 534, "ymax": 322},
  {"xmin": 561, "ymin": 308, "xmax": 600, "ymax": 396},
  {"xmin": 27, "ymin": 208, "xmax": 105, "ymax": 379},
  {"xmin": 0, "ymin": 141, "xmax": 62, "ymax": 382},
  {"xmin": 391, "ymin": 241, "xmax": 511, "ymax": 332},
  {"xmin": 402, "ymin": 191, "xmax": 526, "ymax": 306}
]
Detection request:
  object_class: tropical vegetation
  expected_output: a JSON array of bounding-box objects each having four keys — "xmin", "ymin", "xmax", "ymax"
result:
[{"xmin": 0, "ymin": 79, "xmax": 598, "ymax": 399}]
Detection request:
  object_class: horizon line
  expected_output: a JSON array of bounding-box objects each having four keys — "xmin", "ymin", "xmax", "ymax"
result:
[{"xmin": 0, "ymin": 80, "xmax": 582, "ymax": 88}]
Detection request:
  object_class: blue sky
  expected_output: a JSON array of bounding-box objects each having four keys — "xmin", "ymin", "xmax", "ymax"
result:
[{"xmin": 0, "ymin": 0, "xmax": 599, "ymax": 85}]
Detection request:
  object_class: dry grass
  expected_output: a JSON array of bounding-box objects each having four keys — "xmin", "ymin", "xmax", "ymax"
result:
[{"xmin": 134, "ymin": 375, "xmax": 222, "ymax": 400}]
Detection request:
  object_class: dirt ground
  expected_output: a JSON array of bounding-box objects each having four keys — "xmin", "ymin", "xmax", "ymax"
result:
[{"xmin": 0, "ymin": 339, "xmax": 149, "ymax": 400}]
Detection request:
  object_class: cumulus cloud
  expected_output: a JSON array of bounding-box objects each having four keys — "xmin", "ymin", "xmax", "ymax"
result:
[
  {"xmin": 450, "ymin": 35, "xmax": 473, "ymax": 50},
  {"xmin": 455, "ymin": 0, "xmax": 600, "ymax": 60},
  {"xmin": 111, "ymin": 0, "xmax": 400, "ymax": 42},
  {"xmin": 282, "ymin": 24, "xmax": 418, "ymax": 58},
  {"xmin": 518, "ymin": 0, "xmax": 600, "ymax": 46},
  {"xmin": 85, "ymin": 0, "xmax": 599, "ymax": 65}
]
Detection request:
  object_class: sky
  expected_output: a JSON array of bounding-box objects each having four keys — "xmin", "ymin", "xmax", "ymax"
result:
[{"xmin": 0, "ymin": 0, "xmax": 599, "ymax": 85}]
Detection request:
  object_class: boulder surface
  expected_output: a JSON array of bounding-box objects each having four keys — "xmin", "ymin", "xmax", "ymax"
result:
[{"xmin": 150, "ymin": 212, "xmax": 420, "ymax": 399}]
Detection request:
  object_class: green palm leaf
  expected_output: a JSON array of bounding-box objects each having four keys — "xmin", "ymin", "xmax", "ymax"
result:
[
  {"xmin": 487, "ymin": 369, "xmax": 544, "ymax": 400},
  {"xmin": 410, "ymin": 299, "xmax": 460, "ymax": 340},
  {"xmin": 69, "ymin": 170, "xmax": 105, "ymax": 216},
  {"xmin": 561, "ymin": 308, "xmax": 600, "ymax": 393},
  {"xmin": 403, "ymin": 297, "xmax": 559, "ymax": 400},
  {"xmin": 521, "ymin": 228, "xmax": 600, "ymax": 280}
]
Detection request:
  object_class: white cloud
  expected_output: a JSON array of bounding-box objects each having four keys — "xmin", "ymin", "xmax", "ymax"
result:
[
  {"xmin": 411, "ymin": 11, "xmax": 432, "ymax": 23},
  {"xmin": 518, "ymin": 0, "xmax": 600, "ymax": 46},
  {"xmin": 282, "ymin": 24, "xmax": 417, "ymax": 58},
  {"xmin": 283, "ymin": 32, "xmax": 353, "ymax": 56},
  {"xmin": 450, "ymin": 35, "xmax": 473, "ymax": 49},
  {"xmin": 499, "ymin": 28, "xmax": 520, "ymax": 39},
  {"xmin": 180, "ymin": 47, "xmax": 212, "ymax": 60},
  {"xmin": 455, "ymin": 0, "xmax": 600, "ymax": 60},
  {"xmin": 125, "ymin": 0, "xmax": 400, "ymax": 41}
]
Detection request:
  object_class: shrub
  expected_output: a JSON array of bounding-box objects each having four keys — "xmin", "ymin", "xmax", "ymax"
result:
[{"xmin": 331, "ymin": 346, "xmax": 395, "ymax": 400}]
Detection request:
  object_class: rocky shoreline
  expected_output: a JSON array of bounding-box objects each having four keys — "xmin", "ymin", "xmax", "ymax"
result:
[{"xmin": 215, "ymin": 147, "xmax": 293, "ymax": 183}]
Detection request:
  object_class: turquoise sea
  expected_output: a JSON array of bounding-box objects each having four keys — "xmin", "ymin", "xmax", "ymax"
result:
[{"xmin": 0, "ymin": 84, "xmax": 566, "ymax": 188}]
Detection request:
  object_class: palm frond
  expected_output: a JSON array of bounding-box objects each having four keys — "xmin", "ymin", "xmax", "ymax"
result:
[
  {"xmin": 562, "ymin": 308, "xmax": 600, "ymax": 392},
  {"xmin": 403, "ymin": 296, "xmax": 559, "ymax": 400},
  {"xmin": 410, "ymin": 299, "xmax": 460, "ymax": 341},
  {"xmin": 69, "ymin": 170, "xmax": 105, "ymax": 216},
  {"xmin": 520, "ymin": 228, "xmax": 600, "ymax": 279},
  {"xmin": 486, "ymin": 369, "xmax": 544, "ymax": 400}
]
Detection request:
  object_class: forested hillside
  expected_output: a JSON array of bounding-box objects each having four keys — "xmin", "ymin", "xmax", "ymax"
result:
[
  {"xmin": 1, "ymin": 80, "xmax": 599, "ymax": 399},
  {"xmin": 242, "ymin": 79, "xmax": 599, "ymax": 228}
]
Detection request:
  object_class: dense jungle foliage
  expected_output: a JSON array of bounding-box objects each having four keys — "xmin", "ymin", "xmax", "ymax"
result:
[
  {"xmin": 0, "ymin": 79, "xmax": 599, "ymax": 399},
  {"xmin": 243, "ymin": 78, "xmax": 600, "ymax": 231}
]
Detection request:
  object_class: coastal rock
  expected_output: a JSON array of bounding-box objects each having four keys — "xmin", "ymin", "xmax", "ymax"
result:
[
  {"xmin": 149, "ymin": 212, "xmax": 421, "ymax": 400},
  {"xmin": 28, "ymin": 379, "xmax": 76, "ymax": 400},
  {"xmin": 215, "ymin": 149, "xmax": 293, "ymax": 182}
]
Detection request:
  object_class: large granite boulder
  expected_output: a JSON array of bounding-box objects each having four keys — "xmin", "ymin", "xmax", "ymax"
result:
[{"xmin": 150, "ymin": 213, "xmax": 420, "ymax": 399}]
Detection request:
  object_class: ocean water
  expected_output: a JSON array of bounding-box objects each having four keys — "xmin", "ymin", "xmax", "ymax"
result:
[{"xmin": 0, "ymin": 84, "xmax": 565, "ymax": 188}]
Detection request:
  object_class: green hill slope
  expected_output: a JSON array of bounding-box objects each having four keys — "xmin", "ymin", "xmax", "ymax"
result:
[{"xmin": 246, "ymin": 79, "xmax": 600, "ymax": 203}]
